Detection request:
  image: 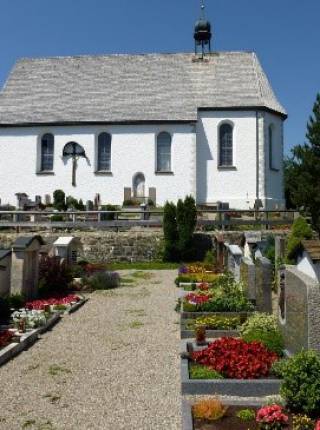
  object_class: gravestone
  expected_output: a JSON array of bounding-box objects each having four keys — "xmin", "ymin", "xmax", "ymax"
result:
[
  {"xmin": 240, "ymin": 257, "xmax": 256, "ymax": 301},
  {"xmin": 149, "ymin": 187, "xmax": 156, "ymax": 205},
  {"xmin": 226, "ymin": 244, "xmax": 243, "ymax": 281},
  {"xmin": 0, "ymin": 250, "xmax": 11, "ymax": 298},
  {"xmin": 53, "ymin": 236, "xmax": 82, "ymax": 265},
  {"xmin": 275, "ymin": 236, "xmax": 286, "ymax": 263},
  {"xmin": 123, "ymin": 187, "xmax": 131, "ymax": 202},
  {"xmin": 10, "ymin": 236, "xmax": 43, "ymax": 300},
  {"xmin": 279, "ymin": 265, "xmax": 320, "ymax": 354},
  {"xmin": 255, "ymin": 256, "xmax": 273, "ymax": 313},
  {"xmin": 44, "ymin": 194, "xmax": 51, "ymax": 205}
]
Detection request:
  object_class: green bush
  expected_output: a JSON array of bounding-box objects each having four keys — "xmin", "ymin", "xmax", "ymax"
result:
[
  {"xmin": 203, "ymin": 250, "xmax": 216, "ymax": 267},
  {"xmin": 66, "ymin": 195, "xmax": 79, "ymax": 210},
  {"xmin": 163, "ymin": 201, "xmax": 179, "ymax": 262},
  {"xmin": 177, "ymin": 196, "xmax": 197, "ymax": 261},
  {"xmin": 50, "ymin": 214, "xmax": 64, "ymax": 222},
  {"xmin": 279, "ymin": 350, "xmax": 320, "ymax": 416},
  {"xmin": 0, "ymin": 297, "xmax": 11, "ymax": 323},
  {"xmin": 77, "ymin": 199, "xmax": 85, "ymax": 211},
  {"xmin": 240, "ymin": 313, "xmax": 284, "ymax": 355},
  {"xmin": 286, "ymin": 217, "xmax": 313, "ymax": 262},
  {"xmin": 189, "ymin": 363, "xmax": 223, "ymax": 380},
  {"xmin": 85, "ymin": 271, "xmax": 120, "ymax": 290},
  {"xmin": 192, "ymin": 315, "xmax": 241, "ymax": 330},
  {"xmin": 8, "ymin": 294, "xmax": 25, "ymax": 309},
  {"xmin": 100, "ymin": 204, "xmax": 118, "ymax": 221},
  {"xmin": 236, "ymin": 409, "xmax": 256, "ymax": 422},
  {"xmin": 53, "ymin": 189, "xmax": 67, "ymax": 211},
  {"xmin": 39, "ymin": 256, "xmax": 73, "ymax": 295},
  {"xmin": 123, "ymin": 199, "xmax": 140, "ymax": 207}
]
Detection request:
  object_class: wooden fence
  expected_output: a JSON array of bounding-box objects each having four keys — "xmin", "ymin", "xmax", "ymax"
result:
[{"xmin": 0, "ymin": 209, "xmax": 297, "ymax": 231}]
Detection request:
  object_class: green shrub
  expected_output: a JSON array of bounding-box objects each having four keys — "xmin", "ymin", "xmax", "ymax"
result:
[
  {"xmin": 271, "ymin": 359, "xmax": 288, "ymax": 378},
  {"xmin": 85, "ymin": 271, "xmax": 120, "ymax": 290},
  {"xmin": 0, "ymin": 297, "xmax": 11, "ymax": 323},
  {"xmin": 286, "ymin": 217, "xmax": 313, "ymax": 262},
  {"xmin": 185, "ymin": 296, "xmax": 254, "ymax": 313},
  {"xmin": 236, "ymin": 409, "xmax": 256, "ymax": 422},
  {"xmin": 177, "ymin": 196, "xmax": 197, "ymax": 261},
  {"xmin": 50, "ymin": 214, "xmax": 64, "ymax": 222},
  {"xmin": 189, "ymin": 363, "xmax": 223, "ymax": 379},
  {"xmin": 292, "ymin": 414, "xmax": 315, "ymax": 430},
  {"xmin": 280, "ymin": 350, "xmax": 320, "ymax": 416},
  {"xmin": 163, "ymin": 201, "xmax": 179, "ymax": 262},
  {"xmin": 77, "ymin": 199, "xmax": 85, "ymax": 211},
  {"xmin": 100, "ymin": 204, "xmax": 118, "ymax": 221},
  {"xmin": 39, "ymin": 256, "xmax": 73, "ymax": 294},
  {"xmin": 240, "ymin": 313, "xmax": 284, "ymax": 355},
  {"xmin": 66, "ymin": 195, "xmax": 78, "ymax": 209},
  {"xmin": 123, "ymin": 199, "xmax": 140, "ymax": 207},
  {"xmin": 53, "ymin": 189, "xmax": 66, "ymax": 211},
  {"xmin": 8, "ymin": 294, "xmax": 25, "ymax": 309},
  {"xmin": 203, "ymin": 250, "xmax": 216, "ymax": 267}
]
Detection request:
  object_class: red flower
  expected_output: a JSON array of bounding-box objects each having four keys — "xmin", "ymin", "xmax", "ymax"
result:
[
  {"xmin": 0, "ymin": 330, "xmax": 14, "ymax": 349},
  {"xmin": 26, "ymin": 294, "xmax": 80, "ymax": 310},
  {"xmin": 185, "ymin": 293, "xmax": 211, "ymax": 305},
  {"xmin": 191, "ymin": 337, "xmax": 279, "ymax": 379},
  {"xmin": 198, "ymin": 283, "xmax": 209, "ymax": 291},
  {"xmin": 315, "ymin": 420, "xmax": 320, "ymax": 430},
  {"xmin": 256, "ymin": 405, "xmax": 288, "ymax": 427}
]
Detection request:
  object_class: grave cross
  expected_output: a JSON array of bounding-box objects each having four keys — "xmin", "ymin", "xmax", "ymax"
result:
[{"xmin": 63, "ymin": 142, "xmax": 86, "ymax": 187}]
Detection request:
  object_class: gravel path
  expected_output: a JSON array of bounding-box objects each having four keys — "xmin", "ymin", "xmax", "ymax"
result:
[{"xmin": 0, "ymin": 270, "xmax": 181, "ymax": 430}]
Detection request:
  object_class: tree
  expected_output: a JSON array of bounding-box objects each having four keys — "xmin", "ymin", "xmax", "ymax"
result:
[
  {"xmin": 163, "ymin": 201, "xmax": 179, "ymax": 262},
  {"xmin": 176, "ymin": 195, "xmax": 197, "ymax": 261},
  {"xmin": 53, "ymin": 190, "xmax": 66, "ymax": 211},
  {"xmin": 284, "ymin": 93, "xmax": 320, "ymax": 231}
]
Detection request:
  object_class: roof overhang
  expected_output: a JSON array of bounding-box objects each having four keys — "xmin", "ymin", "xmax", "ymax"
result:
[{"xmin": 198, "ymin": 106, "xmax": 288, "ymax": 120}]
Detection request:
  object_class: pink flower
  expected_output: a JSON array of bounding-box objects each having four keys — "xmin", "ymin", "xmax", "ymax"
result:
[{"xmin": 315, "ymin": 420, "xmax": 320, "ymax": 430}]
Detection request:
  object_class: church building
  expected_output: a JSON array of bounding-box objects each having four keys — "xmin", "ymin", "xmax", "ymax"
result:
[{"xmin": 0, "ymin": 10, "xmax": 286, "ymax": 209}]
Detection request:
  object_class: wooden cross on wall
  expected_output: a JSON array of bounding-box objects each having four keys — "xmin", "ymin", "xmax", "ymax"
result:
[{"xmin": 63, "ymin": 142, "xmax": 86, "ymax": 187}]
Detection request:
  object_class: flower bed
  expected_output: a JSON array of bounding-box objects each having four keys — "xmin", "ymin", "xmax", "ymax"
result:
[
  {"xmin": 181, "ymin": 340, "xmax": 282, "ymax": 396},
  {"xmin": 0, "ymin": 330, "xmax": 14, "ymax": 350},
  {"xmin": 26, "ymin": 294, "xmax": 82, "ymax": 312},
  {"xmin": 192, "ymin": 338, "xmax": 278, "ymax": 379},
  {"xmin": 182, "ymin": 399, "xmax": 319, "ymax": 430},
  {"xmin": 180, "ymin": 315, "xmax": 241, "ymax": 339}
]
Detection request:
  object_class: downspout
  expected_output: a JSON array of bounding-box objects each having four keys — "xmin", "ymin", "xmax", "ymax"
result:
[{"xmin": 256, "ymin": 111, "xmax": 259, "ymax": 201}]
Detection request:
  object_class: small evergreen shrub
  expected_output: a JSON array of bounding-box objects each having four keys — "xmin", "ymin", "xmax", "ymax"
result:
[
  {"xmin": 53, "ymin": 189, "xmax": 67, "ymax": 211},
  {"xmin": 163, "ymin": 201, "xmax": 179, "ymax": 262},
  {"xmin": 203, "ymin": 250, "xmax": 216, "ymax": 267},
  {"xmin": 286, "ymin": 217, "xmax": 313, "ymax": 262},
  {"xmin": 100, "ymin": 204, "xmax": 118, "ymax": 221},
  {"xmin": 236, "ymin": 409, "xmax": 256, "ymax": 422},
  {"xmin": 85, "ymin": 271, "xmax": 120, "ymax": 290},
  {"xmin": 280, "ymin": 350, "xmax": 320, "ymax": 417},
  {"xmin": 39, "ymin": 256, "xmax": 73, "ymax": 294},
  {"xmin": 177, "ymin": 196, "xmax": 197, "ymax": 261}
]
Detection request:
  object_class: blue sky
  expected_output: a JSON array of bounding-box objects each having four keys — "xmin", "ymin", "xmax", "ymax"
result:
[{"xmin": 0, "ymin": 0, "xmax": 319, "ymax": 154}]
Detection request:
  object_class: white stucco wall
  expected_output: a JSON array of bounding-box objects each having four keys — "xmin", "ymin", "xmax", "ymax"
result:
[
  {"xmin": 263, "ymin": 112, "xmax": 285, "ymax": 209},
  {"xmin": 0, "ymin": 124, "xmax": 196, "ymax": 206},
  {"xmin": 197, "ymin": 111, "xmax": 258, "ymax": 209}
]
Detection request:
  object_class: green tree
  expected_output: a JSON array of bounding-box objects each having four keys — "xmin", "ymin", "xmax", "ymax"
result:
[
  {"xmin": 177, "ymin": 195, "xmax": 197, "ymax": 261},
  {"xmin": 284, "ymin": 93, "xmax": 320, "ymax": 231},
  {"xmin": 53, "ymin": 190, "xmax": 66, "ymax": 211},
  {"xmin": 163, "ymin": 201, "xmax": 179, "ymax": 262}
]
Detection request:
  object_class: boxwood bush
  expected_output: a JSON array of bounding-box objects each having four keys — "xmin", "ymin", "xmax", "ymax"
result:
[{"xmin": 279, "ymin": 350, "xmax": 320, "ymax": 417}]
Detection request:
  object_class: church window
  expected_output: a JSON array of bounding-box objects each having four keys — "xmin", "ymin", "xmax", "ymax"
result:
[
  {"xmin": 41, "ymin": 133, "xmax": 54, "ymax": 171},
  {"xmin": 219, "ymin": 123, "xmax": 233, "ymax": 167},
  {"xmin": 156, "ymin": 132, "xmax": 171, "ymax": 172},
  {"xmin": 98, "ymin": 132, "xmax": 111, "ymax": 171}
]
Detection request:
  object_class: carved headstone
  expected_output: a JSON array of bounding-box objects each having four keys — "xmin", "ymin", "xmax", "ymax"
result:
[
  {"xmin": 123, "ymin": 187, "xmax": 132, "ymax": 203},
  {"xmin": 255, "ymin": 256, "xmax": 273, "ymax": 313},
  {"xmin": 148, "ymin": 187, "xmax": 156, "ymax": 205},
  {"xmin": 240, "ymin": 257, "xmax": 256, "ymax": 301}
]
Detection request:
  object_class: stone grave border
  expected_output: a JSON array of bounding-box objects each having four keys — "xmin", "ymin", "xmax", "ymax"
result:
[
  {"xmin": 181, "ymin": 340, "xmax": 282, "ymax": 396},
  {"xmin": 181, "ymin": 398, "xmax": 264, "ymax": 430}
]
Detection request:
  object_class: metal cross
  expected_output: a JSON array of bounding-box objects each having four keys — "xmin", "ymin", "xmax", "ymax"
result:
[{"xmin": 63, "ymin": 142, "xmax": 86, "ymax": 187}]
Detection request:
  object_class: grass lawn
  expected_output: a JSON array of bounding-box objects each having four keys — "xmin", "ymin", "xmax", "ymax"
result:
[{"xmin": 107, "ymin": 261, "xmax": 179, "ymax": 270}]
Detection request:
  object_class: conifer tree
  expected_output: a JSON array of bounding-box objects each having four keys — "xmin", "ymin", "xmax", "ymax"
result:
[
  {"xmin": 163, "ymin": 201, "xmax": 179, "ymax": 261},
  {"xmin": 285, "ymin": 93, "xmax": 320, "ymax": 231}
]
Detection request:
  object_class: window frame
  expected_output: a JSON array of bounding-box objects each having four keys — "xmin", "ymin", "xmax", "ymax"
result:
[
  {"xmin": 156, "ymin": 131, "xmax": 172, "ymax": 173},
  {"xmin": 96, "ymin": 132, "xmax": 112, "ymax": 173},
  {"xmin": 39, "ymin": 133, "xmax": 54, "ymax": 173},
  {"xmin": 218, "ymin": 121, "xmax": 235, "ymax": 169}
]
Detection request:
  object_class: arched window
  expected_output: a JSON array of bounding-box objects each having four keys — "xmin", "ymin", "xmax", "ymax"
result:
[
  {"xmin": 219, "ymin": 123, "xmax": 233, "ymax": 167},
  {"xmin": 41, "ymin": 133, "xmax": 54, "ymax": 171},
  {"xmin": 97, "ymin": 133, "xmax": 111, "ymax": 171},
  {"xmin": 157, "ymin": 132, "xmax": 171, "ymax": 172},
  {"xmin": 269, "ymin": 125, "xmax": 274, "ymax": 169}
]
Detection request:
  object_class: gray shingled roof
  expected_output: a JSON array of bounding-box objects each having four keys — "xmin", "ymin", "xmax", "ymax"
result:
[{"xmin": 0, "ymin": 52, "xmax": 286, "ymax": 125}]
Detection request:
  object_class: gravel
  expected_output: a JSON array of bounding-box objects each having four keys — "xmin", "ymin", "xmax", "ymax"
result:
[{"xmin": 0, "ymin": 270, "xmax": 181, "ymax": 430}]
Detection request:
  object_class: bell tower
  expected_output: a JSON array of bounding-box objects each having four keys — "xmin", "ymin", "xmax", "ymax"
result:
[{"xmin": 194, "ymin": 0, "xmax": 212, "ymax": 58}]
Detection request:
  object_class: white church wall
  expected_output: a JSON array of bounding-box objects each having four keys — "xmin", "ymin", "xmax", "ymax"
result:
[
  {"xmin": 263, "ymin": 112, "xmax": 285, "ymax": 210},
  {"xmin": 197, "ymin": 111, "xmax": 258, "ymax": 209},
  {"xmin": 0, "ymin": 123, "xmax": 196, "ymax": 206}
]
